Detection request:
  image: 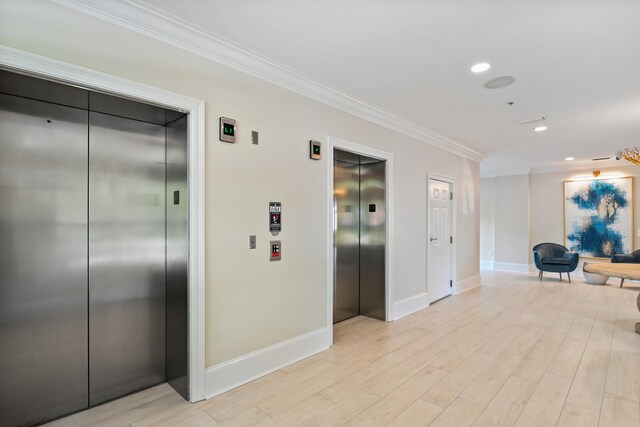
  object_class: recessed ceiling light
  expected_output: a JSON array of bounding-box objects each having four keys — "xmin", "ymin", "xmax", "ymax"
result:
[
  {"xmin": 471, "ymin": 62, "xmax": 490, "ymax": 73},
  {"xmin": 565, "ymin": 157, "xmax": 575, "ymax": 161},
  {"xmin": 534, "ymin": 126, "xmax": 548, "ymax": 132}
]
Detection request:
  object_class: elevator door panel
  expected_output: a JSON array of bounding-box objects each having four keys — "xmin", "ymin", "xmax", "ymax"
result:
[
  {"xmin": 333, "ymin": 160, "xmax": 360, "ymax": 323},
  {"xmin": 0, "ymin": 94, "xmax": 88, "ymax": 427},
  {"xmin": 360, "ymin": 161, "xmax": 386, "ymax": 321},
  {"xmin": 166, "ymin": 115, "xmax": 189, "ymax": 400},
  {"xmin": 89, "ymin": 112, "xmax": 166, "ymax": 406}
]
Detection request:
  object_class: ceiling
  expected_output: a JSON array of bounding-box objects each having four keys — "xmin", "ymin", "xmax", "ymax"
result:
[{"xmin": 130, "ymin": 0, "xmax": 640, "ymax": 175}]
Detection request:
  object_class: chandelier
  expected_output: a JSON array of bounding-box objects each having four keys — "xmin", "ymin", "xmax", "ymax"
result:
[{"xmin": 617, "ymin": 147, "xmax": 640, "ymax": 166}]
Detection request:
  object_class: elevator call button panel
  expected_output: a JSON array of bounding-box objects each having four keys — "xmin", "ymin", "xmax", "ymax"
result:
[
  {"xmin": 269, "ymin": 202, "xmax": 281, "ymax": 235},
  {"xmin": 219, "ymin": 117, "xmax": 236, "ymax": 143},
  {"xmin": 270, "ymin": 240, "xmax": 281, "ymax": 261}
]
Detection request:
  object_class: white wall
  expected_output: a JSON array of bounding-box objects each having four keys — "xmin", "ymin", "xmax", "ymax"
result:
[
  {"xmin": 492, "ymin": 175, "xmax": 530, "ymax": 267},
  {"xmin": 0, "ymin": 0, "xmax": 480, "ymax": 369},
  {"xmin": 480, "ymin": 178, "xmax": 495, "ymax": 262}
]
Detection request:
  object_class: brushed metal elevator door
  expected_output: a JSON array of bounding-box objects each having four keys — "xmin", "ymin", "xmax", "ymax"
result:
[
  {"xmin": 334, "ymin": 150, "xmax": 386, "ymax": 324},
  {"xmin": 333, "ymin": 160, "xmax": 360, "ymax": 323},
  {"xmin": 0, "ymin": 94, "xmax": 89, "ymax": 427},
  {"xmin": 88, "ymin": 112, "xmax": 166, "ymax": 406},
  {"xmin": 359, "ymin": 161, "xmax": 386, "ymax": 321},
  {"xmin": 166, "ymin": 115, "xmax": 189, "ymax": 400}
]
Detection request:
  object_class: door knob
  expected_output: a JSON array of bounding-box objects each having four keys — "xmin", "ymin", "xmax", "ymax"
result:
[{"xmin": 430, "ymin": 237, "xmax": 438, "ymax": 241}]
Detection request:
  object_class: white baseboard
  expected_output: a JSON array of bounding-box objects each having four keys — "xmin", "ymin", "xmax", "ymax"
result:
[
  {"xmin": 493, "ymin": 262, "xmax": 532, "ymax": 273},
  {"xmin": 393, "ymin": 292, "xmax": 429, "ymax": 320},
  {"xmin": 205, "ymin": 327, "xmax": 330, "ymax": 399},
  {"xmin": 480, "ymin": 260, "xmax": 494, "ymax": 270},
  {"xmin": 454, "ymin": 274, "xmax": 481, "ymax": 295}
]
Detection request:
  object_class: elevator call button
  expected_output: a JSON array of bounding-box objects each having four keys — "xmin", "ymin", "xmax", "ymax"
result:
[{"xmin": 270, "ymin": 240, "xmax": 281, "ymax": 261}]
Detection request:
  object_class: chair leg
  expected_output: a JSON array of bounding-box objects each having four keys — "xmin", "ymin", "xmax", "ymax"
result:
[
  {"xmin": 620, "ymin": 278, "xmax": 625, "ymax": 288},
  {"xmin": 539, "ymin": 271, "xmax": 543, "ymax": 281},
  {"xmin": 568, "ymin": 272, "xmax": 571, "ymax": 283},
  {"xmin": 559, "ymin": 272, "xmax": 562, "ymax": 280}
]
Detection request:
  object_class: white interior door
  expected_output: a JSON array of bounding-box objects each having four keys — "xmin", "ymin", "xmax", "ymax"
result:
[{"xmin": 428, "ymin": 179, "xmax": 452, "ymax": 303}]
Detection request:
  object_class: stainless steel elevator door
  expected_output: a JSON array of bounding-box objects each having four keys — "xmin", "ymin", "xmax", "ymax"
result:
[
  {"xmin": 0, "ymin": 94, "xmax": 89, "ymax": 427},
  {"xmin": 89, "ymin": 112, "xmax": 166, "ymax": 406},
  {"xmin": 166, "ymin": 115, "xmax": 189, "ymax": 400},
  {"xmin": 359, "ymin": 161, "xmax": 386, "ymax": 321},
  {"xmin": 333, "ymin": 160, "xmax": 360, "ymax": 323},
  {"xmin": 334, "ymin": 150, "xmax": 386, "ymax": 324}
]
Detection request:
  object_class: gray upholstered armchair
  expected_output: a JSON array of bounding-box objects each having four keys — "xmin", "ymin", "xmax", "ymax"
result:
[
  {"xmin": 611, "ymin": 249, "xmax": 640, "ymax": 264},
  {"xmin": 532, "ymin": 242, "xmax": 579, "ymax": 282}
]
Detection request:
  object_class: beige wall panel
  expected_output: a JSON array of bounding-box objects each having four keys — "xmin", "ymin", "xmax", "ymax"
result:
[
  {"xmin": 480, "ymin": 178, "xmax": 495, "ymax": 262},
  {"xmin": 493, "ymin": 175, "xmax": 530, "ymax": 265}
]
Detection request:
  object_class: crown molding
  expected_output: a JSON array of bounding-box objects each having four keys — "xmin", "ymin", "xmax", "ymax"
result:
[
  {"xmin": 481, "ymin": 158, "xmax": 626, "ymax": 178},
  {"xmin": 480, "ymin": 167, "xmax": 531, "ymax": 178},
  {"xmin": 53, "ymin": 0, "xmax": 483, "ymax": 162}
]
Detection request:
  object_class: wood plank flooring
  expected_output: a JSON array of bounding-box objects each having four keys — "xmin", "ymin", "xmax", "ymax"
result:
[{"xmin": 46, "ymin": 271, "xmax": 640, "ymax": 426}]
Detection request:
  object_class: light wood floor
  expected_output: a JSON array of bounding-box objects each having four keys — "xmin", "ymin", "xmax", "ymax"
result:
[{"xmin": 47, "ymin": 271, "xmax": 640, "ymax": 427}]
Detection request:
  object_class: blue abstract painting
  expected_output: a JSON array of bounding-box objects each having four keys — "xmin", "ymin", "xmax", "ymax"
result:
[{"xmin": 564, "ymin": 177, "xmax": 633, "ymax": 258}]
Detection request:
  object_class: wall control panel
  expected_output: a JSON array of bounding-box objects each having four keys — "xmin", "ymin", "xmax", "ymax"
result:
[
  {"xmin": 269, "ymin": 202, "xmax": 281, "ymax": 235},
  {"xmin": 270, "ymin": 240, "xmax": 281, "ymax": 261},
  {"xmin": 219, "ymin": 117, "xmax": 236, "ymax": 143},
  {"xmin": 310, "ymin": 140, "xmax": 321, "ymax": 160}
]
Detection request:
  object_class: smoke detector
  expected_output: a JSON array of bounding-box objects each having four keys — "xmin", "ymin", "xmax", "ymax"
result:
[{"xmin": 483, "ymin": 76, "xmax": 516, "ymax": 89}]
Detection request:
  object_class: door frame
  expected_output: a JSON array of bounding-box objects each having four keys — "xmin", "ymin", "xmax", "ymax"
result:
[
  {"xmin": 0, "ymin": 46, "xmax": 207, "ymax": 402},
  {"xmin": 326, "ymin": 136, "xmax": 394, "ymax": 345},
  {"xmin": 427, "ymin": 173, "xmax": 456, "ymax": 301}
]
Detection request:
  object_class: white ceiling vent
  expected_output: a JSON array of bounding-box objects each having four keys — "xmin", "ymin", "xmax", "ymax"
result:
[
  {"xmin": 516, "ymin": 116, "xmax": 546, "ymax": 125},
  {"xmin": 483, "ymin": 76, "xmax": 516, "ymax": 89}
]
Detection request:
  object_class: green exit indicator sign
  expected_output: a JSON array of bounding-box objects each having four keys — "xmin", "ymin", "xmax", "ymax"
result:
[{"xmin": 219, "ymin": 117, "xmax": 236, "ymax": 143}]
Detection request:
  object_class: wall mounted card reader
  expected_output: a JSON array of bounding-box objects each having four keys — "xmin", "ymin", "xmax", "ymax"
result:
[
  {"xmin": 310, "ymin": 140, "xmax": 321, "ymax": 160},
  {"xmin": 269, "ymin": 202, "xmax": 281, "ymax": 235},
  {"xmin": 270, "ymin": 240, "xmax": 281, "ymax": 261},
  {"xmin": 219, "ymin": 117, "xmax": 236, "ymax": 143}
]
